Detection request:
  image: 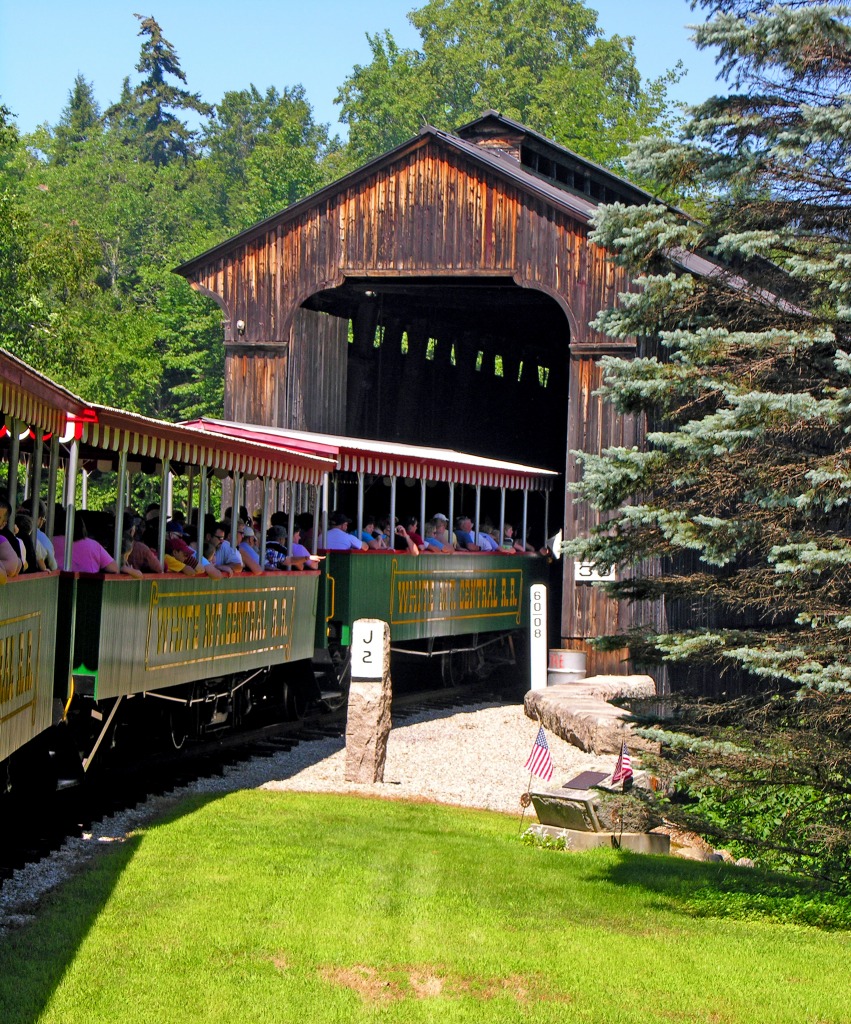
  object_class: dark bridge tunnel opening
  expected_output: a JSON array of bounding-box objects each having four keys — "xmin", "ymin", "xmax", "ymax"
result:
[{"xmin": 304, "ymin": 277, "xmax": 569, "ymax": 460}]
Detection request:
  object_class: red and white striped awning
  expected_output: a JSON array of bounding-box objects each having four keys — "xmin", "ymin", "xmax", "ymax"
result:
[
  {"xmin": 0, "ymin": 349, "xmax": 88, "ymax": 437},
  {"xmin": 80, "ymin": 406, "xmax": 335, "ymax": 484},
  {"xmin": 185, "ymin": 418, "xmax": 558, "ymax": 491}
]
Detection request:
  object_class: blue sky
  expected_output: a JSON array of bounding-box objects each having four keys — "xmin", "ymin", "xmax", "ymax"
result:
[{"xmin": 0, "ymin": 1, "xmax": 722, "ymax": 138}]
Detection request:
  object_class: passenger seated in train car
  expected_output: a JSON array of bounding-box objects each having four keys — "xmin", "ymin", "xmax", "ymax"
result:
[
  {"xmin": 403, "ymin": 516, "xmax": 425, "ymax": 549},
  {"xmin": 13, "ymin": 512, "xmax": 40, "ymax": 572},
  {"xmin": 200, "ymin": 540, "xmax": 227, "ymax": 578},
  {"xmin": 454, "ymin": 515, "xmax": 481, "ymax": 551},
  {"xmin": 23, "ymin": 500, "xmax": 58, "ymax": 570},
  {"xmin": 295, "ymin": 512, "xmax": 314, "ymax": 550},
  {"xmin": 165, "ymin": 521, "xmax": 201, "ymax": 576},
  {"xmin": 119, "ymin": 530, "xmax": 144, "ymax": 578},
  {"xmin": 234, "ymin": 521, "xmax": 264, "ymax": 575},
  {"xmin": 321, "ymin": 511, "xmax": 368, "ymax": 551},
  {"xmin": 475, "ymin": 520, "xmax": 500, "ymax": 551},
  {"xmin": 264, "ymin": 524, "xmax": 291, "ymax": 570},
  {"xmin": 54, "ymin": 515, "xmax": 122, "ymax": 574},
  {"xmin": 289, "ymin": 523, "xmax": 321, "ymax": 569},
  {"xmin": 0, "ymin": 532, "xmax": 22, "ymax": 579},
  {"xmin": 431, "ymin": 513, "xmax": 456, "ymax": 550},
  {"xmin": 377, "ymin": 516, "xmax": 393, "ymax": 547},
  {"xmin": 224, "ymin": 505, "xmax": 250, "ymax": 526},
  {"xmin": 164, "ymin": 520, "xmax": 199, "ymax": 569},
  {"xmin": 393, "ymin": 520, "xmax": 419, "ymax": 555},
  {"xmin": 502, "ymin": 522, "xmax": 518, "ymax": 552},
  {"xmin": 210, "ymin": 521, "xmax": 245, "ymax": 572},
  {"xmin": 144, "ymin": 503, "xmax": 160, "ymax": 522},
  {"xmin": 0, "ymin": 496, "xmax": 20, "ymax": 554},
  {"xmin": 126, "ymin": 516, "xmax": 164, "ymax": 573},
  {"xmin": 508, "ymin": 525, "xmax": 549, "ymax": 556},
  {"xmin": 422, "ymin": 519, "xmax": 453, "ymax": 554},
  {"xmin": 360, "ymin": 514, "xmax": 386, "ymax": 549}
]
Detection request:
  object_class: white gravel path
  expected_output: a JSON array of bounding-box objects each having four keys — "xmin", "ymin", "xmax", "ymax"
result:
[{"xmin": 0, "ymin": 701, "xmax": 612, "ymax": 936}]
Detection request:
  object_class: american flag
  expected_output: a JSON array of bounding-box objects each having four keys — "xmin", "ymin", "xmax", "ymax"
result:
[
  {"xmin": 611, "ymin": 740, "xmax": 633, "ymax": 786},
  {"xmin": 524, "ymin": 726, "xmax": 554, "ymax": 782}
]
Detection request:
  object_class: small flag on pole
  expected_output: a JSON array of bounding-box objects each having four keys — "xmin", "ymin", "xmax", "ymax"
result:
[
  {"xmin": 611, "ymin": 740, "xmax": 633, "ymax": 787},
  {"xmin": 524, "ymin": 726, "xmax": 554, "ymax": 782}
]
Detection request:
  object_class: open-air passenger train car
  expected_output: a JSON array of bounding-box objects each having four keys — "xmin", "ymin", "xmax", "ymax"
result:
[
  {"xmin": 186, "ymin": 420, "xmax": 557, "ymax": 691},
  {"xmin": 0, "ymin": 349, "xmax": 335, "ymax": 790},
  {"xmin": 1, "ymin": 349, "xmax": 555, "ymax": 793}
]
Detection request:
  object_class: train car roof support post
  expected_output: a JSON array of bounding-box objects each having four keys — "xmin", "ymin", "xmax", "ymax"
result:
[
  {"xmin": 46, "ymin": 435, "xmax": 59, "ymax": 538},
  {"xmin": 357, "ymin": 471, "xmax": 364, "ymax": 543},
  {"xmin": 63, "ymin": 437, "xmax": 80, "ymax": 571},
  {"xmin": 474, "ymin": 484, "xmax": 482, "ymax": 538},
  {"xmin": 30, "ymin": 434, "xmax": 43, "ymax": 543},
  {"xmin": 8, "ymin": 419, "xmax": 20, "ymax": 522},
  {"xmin": 198, "ymin": 466, "xmax": 209, "ymax": 536},
  {"xmin": 390, "ymin": 476, "xmax": 397, "ymax": 546},
  {"xmin": 543, "ymin": 489, "xmax": 550, "ymax": 548},
  {"xmin": 419, "ymin": 480, "xmax": 426, "ymax": 543},
  {"xmin": 320, "ymin": 475, "xmax": 329, "ymax": 551},
  {"xmin": 522, "ymin": 490, "xmax": 529, "ymax": 553},
  {"xmin": 448, "ymin": 482, "xmax": 455, "ymax": 543},
  {"xmin": 260, "ymin": 476, "xmax": 270, "ymax": 567},
  {"xmin": 499, "ymin": 486, "xmax": 506, "ymax": 548},
  {"xmin": 112, "ymin": 449, "xmax": 128, "ymax": 564},
  {"xmin": 287, "ymin": 483, "xmax": 295, "ymax": 560},
  {"xmin": 157, "ymin": 458, "xmax": 170, "ymax": 565}
]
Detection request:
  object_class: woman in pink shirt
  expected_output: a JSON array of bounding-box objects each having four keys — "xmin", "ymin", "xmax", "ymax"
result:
[{"xmin": 53, "ymin": 517, "xmax": 121, "ymax": 574}]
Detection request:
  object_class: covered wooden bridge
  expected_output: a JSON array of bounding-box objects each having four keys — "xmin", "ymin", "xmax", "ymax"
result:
[{"xmin": 176, "ymin": 112, "xmax": 662, "ymax": 672}]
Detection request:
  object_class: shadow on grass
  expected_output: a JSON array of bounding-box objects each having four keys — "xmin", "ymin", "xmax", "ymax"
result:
[
  {"xmin": 580, "ymin": 849, "xmax": 851, "ymax": 931},
  {"xmin": 0, "ymin": 793, "xmax": 223, "ymax": 1024}
]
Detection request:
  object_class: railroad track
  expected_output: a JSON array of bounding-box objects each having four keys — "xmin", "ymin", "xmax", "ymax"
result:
[{"xmin": 0, "ymin": 669, "xmax": 524, "ymax": 890}]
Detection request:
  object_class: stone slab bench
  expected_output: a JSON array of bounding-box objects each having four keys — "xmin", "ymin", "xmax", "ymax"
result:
[{"xmin": 524, "ymin": 675, "xmax": 659, "ymax": 756}]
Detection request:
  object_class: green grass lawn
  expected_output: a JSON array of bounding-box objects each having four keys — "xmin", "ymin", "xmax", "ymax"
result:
[{"xmin": 2, "ymin": 792, "xmax": 850, "ymax": 1024}]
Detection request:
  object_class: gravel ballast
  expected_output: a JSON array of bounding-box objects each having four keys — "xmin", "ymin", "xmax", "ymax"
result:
[{"xmin": 0, "ymin": 701, "xmax": 613, "ymax": 935}]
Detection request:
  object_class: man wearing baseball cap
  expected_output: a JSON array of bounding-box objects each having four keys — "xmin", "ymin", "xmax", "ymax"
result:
[{"xmin": 322, "ymin": 511, "xmax": 368, "ymax": 551}]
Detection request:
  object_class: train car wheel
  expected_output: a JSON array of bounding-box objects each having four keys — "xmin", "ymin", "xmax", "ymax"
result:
[{"xmin": 441, "ymin": 651, "xmax": 467, "ymax": 687}]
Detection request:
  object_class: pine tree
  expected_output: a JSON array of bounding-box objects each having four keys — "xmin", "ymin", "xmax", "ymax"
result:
[
  {"xmin": 51, "ymin": 74, "xmax": 102, "ymax": 165},
  {"xmin": 109, "ymin": 14, "xmax": 212, "ymax": 166},
  {"xmin": 569, "ymin": 1, "xmax": 851, "ymax": 881}
]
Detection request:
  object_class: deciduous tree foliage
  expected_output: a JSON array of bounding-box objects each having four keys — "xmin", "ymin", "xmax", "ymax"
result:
[
  {"xmin": 336, "ymin": 0, "xmax": 679, "ymax": 168},
  {"xmin": 569, "ymin": 1, "xmax": 851, "ymax": 882}
]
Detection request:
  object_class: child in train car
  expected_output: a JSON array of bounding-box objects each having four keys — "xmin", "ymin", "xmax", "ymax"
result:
[
  {"xmin": 13, "ymin": 512, "xmax": 40, "ymax": 572},
  {"xmin": 264, "ymin": 524, "xmax": 291, "ymax": 570},
  {"xmin": 22, "ymin": 499, "xmax": 58, "ymax": 570},
  {"xmin": 164, "ymin": 521, "xmax": 202, "ymax": 576},
  {"xmin": 120, "ymin": 531, "xmax": 144, "ymax": 578},
  {"xmin": 200, "ymin": 540, "xmax": 228, "ymax": 578},
  {"xmin": 127, "ymin": 516, "xmax": 164, "ymax": 573}
]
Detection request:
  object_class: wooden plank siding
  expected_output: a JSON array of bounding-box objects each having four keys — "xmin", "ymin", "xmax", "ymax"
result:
[{"xmin": 181, "ymin": 133, "xmax": 653, "ymax": 660}]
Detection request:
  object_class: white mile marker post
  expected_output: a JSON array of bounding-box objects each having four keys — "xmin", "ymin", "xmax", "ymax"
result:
[
  {"xmin": 345, "ymin": 618, "xmax": 393, "ymax": 783},
  {"xmin": 529, "ymin": 584, "xmax": 547, "ymax": 691}
]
